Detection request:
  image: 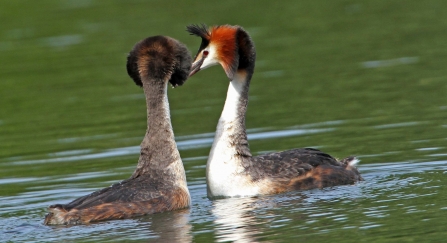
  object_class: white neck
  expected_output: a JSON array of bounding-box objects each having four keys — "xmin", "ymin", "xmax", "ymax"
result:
[
  {"xmin": 220, "ymin": 79, "xmax": 244, "ymax": 122},
  {"xmin": 206, "ymin": 72, "xmax": 258, "ymax": 197}
]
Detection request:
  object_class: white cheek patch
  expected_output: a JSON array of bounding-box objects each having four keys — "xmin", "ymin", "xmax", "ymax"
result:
[{"xmin": 201, "ymin": 44, "xmax": 219, "ymax": 70}]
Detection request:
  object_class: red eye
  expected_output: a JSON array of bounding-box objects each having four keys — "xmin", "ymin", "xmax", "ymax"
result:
[{"xmin": 203, "ymin": 50, "xmax": 209, "ymax": 56}]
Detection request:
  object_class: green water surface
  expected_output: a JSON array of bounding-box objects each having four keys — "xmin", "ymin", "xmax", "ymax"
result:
[{"xmin": 1, "ymin": 0, "xmax": 447, "ymax": 242}]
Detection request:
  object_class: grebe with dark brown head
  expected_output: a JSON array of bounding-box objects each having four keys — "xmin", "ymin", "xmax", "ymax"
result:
[
  {"xmin": 186, "ymin": 24, "xmax": 363, "ymax": 198},
  {"xmin": 44, "ymin": 36, "xmax": 192, "ymax": 225}
]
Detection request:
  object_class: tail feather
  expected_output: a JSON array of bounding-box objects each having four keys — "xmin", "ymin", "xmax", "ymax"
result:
[{"xmin": 340, "ymin": 156, "xmax": 360, "ymax": 167}]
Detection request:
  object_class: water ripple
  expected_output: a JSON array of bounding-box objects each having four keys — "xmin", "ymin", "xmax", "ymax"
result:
[{"xmin": 8, "ymin": 127, "xmax": 332, "ymax": 165}]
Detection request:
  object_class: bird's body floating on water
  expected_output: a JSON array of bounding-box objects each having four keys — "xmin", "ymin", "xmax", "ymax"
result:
[
  {"xmin": 186, "ymin": 24, "xmax": 363, "ymax": 198},
  {"xmin": 44, "ymin": 36, "xmax": 192, "ymax": 225}
]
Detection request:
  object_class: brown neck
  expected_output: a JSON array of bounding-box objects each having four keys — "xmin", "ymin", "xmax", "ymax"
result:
[{"xmin": 131, "ymin": 77, "xmax": 181, "ymax": 178}]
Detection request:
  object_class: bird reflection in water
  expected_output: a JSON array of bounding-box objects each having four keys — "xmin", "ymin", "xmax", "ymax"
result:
[
  {"xmin": 212, "ymin": 197, "xmax": 269, "ymax": 243},
  {"xmin": 141, "ymin": 208, "xmax": 192, "ymax": 243}
]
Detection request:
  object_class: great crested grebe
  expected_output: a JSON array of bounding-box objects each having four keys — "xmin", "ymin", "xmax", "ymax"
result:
[
  {"xmin": 186, "ymin": 24, "xmax": 363, "ymax": 198},
  {"xmin": 44, "ymin": 36, "xmax": 191, "ymax": 225}
]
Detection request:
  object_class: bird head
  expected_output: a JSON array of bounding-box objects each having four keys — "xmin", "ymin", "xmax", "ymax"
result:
[
  {"xmin": 187, "ymin": 24, "xmax": 241, "ymax": 81},
  {"xmin": 127, "ymin": 36, "xmax": 191, "ymax": 88}
]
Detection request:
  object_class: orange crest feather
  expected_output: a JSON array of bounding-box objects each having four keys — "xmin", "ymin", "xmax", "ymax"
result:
[{"xmin": 210, "ymin": 26, "xmax": 239, "ymax": 80}]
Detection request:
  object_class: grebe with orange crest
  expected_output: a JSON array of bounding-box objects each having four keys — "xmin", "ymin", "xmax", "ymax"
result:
[{"xmin": 186, "ymin": 24, "xmax": 363, "ymax": 198}]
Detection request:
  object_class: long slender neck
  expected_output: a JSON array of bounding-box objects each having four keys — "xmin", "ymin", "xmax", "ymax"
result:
[
  {"xmin": 206, "ymin": 70, "xmax": 253, "ymax": 197},
  {"xmin": 131, "ymin": 78, "xmax": 182, "ymax": 179},
  {"xmin": 212, "ymin": 70, "xmax": 252, "ymax": 159},
  {"xmin": 211, "ymin": 27, "xmax": 256, "ymax": 159}
]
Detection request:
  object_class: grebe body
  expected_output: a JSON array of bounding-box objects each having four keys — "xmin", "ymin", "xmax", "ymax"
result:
[
  {"xmin": 187, "ymin": 24, "xmax": 362, "ymax": 198},
  {"xmin": 44, "ymin": 36, "xmax": 191, "ymax": 225}
]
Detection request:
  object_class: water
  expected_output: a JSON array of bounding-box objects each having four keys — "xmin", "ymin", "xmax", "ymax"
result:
[{"xmin": 1, "ymin": 0, "xmax": 447, "ymax": 242}]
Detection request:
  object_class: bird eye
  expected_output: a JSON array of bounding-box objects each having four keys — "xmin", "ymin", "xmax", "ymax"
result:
[{"xmin": 203, "ymin": 50, "xmax": 209, "ymax": 56}]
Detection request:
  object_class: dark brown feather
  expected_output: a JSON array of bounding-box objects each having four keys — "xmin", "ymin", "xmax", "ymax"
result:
[
  {"xmin": 244, "ymin": 148, "xmax": 362, "ymax": 192},
  {"xmin": 45, "ymin": 187, "xmax": 190, "ymax": 225}
]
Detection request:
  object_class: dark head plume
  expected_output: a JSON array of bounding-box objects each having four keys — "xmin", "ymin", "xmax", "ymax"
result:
[
  {"xmin": 126, "ymin": 36, "xmax": 192, "ymax": 87},
  {"xmin": 186, "ymin": 24, "xmax": 210, "ymax": 40},
  {"xmin": 186, "ymin": 24, "xmax": 210, "ymax": 59},
  {"xmin": 235, "ymin": 27, "xmax": 256, "ymax": 78}
]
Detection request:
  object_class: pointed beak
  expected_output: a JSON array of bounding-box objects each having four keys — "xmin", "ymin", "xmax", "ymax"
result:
[{"xmin": 189, "ymin": 56, "xmax": 205, "ymax": 77}]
